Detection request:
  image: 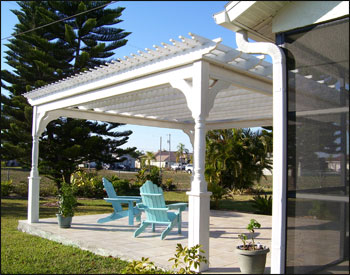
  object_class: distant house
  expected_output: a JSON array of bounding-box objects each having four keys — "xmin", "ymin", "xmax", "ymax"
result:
[
  {"xmin": 326, "ymin": 155, "xmax": 350, "ymax": 173},
  {"xmin": 135, "ymin": 150, "xmax": 192, "ymax": 168},
  {"xmin": 5, "ymin": 160, "xmax": 21, "ymax": 167},
  {"xmin": 78, "ymin": 154, "xmax": 136, "ymax": 170},
  {"xmin": 114, "ymin": 154, "xmax": 136, "ymax": 170}
]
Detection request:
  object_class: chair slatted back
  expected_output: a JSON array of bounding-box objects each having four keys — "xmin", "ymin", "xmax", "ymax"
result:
[
  {"xmin": 102, "ymin": 178, "xmax": 122, "ymax": 212},
  {"xmin": 140, "ymin": 180, "xmax": 169, "ymax": 222}
]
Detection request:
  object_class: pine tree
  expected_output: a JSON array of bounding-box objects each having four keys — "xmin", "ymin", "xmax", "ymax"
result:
[
  {"xmin": 1, "ymin": 1, "xmax": 134, "ymax": 186},
  {"xmin": 46, "ymin": 1, "xmax": 130, "ymax": 72}
]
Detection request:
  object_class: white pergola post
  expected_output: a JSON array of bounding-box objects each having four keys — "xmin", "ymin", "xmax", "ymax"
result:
[
  {"xmin": 28, "ymin": 106, "xmax": 41, "ymax": 223},
  {"xmin": 27, "ymin": 108, "xmax": 60, "ymax": 223},
  {"xmin": 186, "ymin": 61, "xmax": 211, "ymax": 272}
]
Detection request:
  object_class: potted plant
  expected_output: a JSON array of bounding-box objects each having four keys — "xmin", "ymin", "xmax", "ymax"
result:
[
  {"xmin": 57, "ymin": 181, "xmax": 77, "ymax": 228},
  {"xmin": 236, "ymin": 219, "xmax": 269, "ymax": 274}
]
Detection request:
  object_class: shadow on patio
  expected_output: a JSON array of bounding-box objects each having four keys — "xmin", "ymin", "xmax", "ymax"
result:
[{"xmin": 18, "ymin": 210, "xmax": 272, "ymax": 274}]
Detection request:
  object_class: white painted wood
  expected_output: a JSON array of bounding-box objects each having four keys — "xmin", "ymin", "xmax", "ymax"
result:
[
  {"xmin": 186, "ymin": 61, "xmax": 211, "ymax": 272},
  {"xmin": 62, "ymin": 108, "xmax": 194, "ymax": 130},
  {"xmin": 272, "ymin": 1, "xmax": 349, "ymax": 33},
  {"xmin": 28, "ymin": 106, "xmax": 40, "ymax": 223},
  {"xmin": 206, "ymin": 117, "xmax": 273, "ymax": 130}
]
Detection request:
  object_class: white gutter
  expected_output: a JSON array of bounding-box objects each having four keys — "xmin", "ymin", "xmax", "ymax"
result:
[{"xmin": 235, "ymin": 30, "xmax": 287, "ymax": 274}]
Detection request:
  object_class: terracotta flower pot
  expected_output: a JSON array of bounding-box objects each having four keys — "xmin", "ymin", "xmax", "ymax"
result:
[
  {"xmin": 235, "ymin": 245, "xmax": 269, "ymax": 274},
  {"xmin": 56, "ymin": 214, "xmax": 73, "ymax": 228}
]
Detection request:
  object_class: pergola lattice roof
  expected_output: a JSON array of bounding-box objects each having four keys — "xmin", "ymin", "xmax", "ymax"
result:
[{"xmin": 24, "ymin": 33, "xmax": 274, "ymax": 131}]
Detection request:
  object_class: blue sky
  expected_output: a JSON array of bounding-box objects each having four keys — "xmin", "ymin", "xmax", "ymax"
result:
[{"xmin": 1, "ymin": 1, "xmax": 242, "ymax": 153}]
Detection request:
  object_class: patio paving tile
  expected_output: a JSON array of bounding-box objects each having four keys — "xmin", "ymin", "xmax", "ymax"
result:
[{"xmin": 18, "ymin": 210, "xmax": 272, "ymax": 274}]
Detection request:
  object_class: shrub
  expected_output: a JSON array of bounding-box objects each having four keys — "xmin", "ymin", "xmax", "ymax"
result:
[
  {"xmin": 308, "ymin": 201, "xmax": 333, "ymax": 220},
  {"xmin": 1, "ymin": 180, "xmax": 13, "ymax": 197},
  {"xmin": 208, "ymin": 181, "xmax": 227, "ymax": 209},
  {"xmin": 205, "ymin": 129, "xmax": 272, "ymax": 190},
  {"xmin": 12, "ymin": 181, "xmax": 28, "ymax": 197},
  {"xmin": 135, "ymin": 168, "xmax": 147, "ymax": 184},
  {"xmin": 40, "ymin": 184, "xmax": 58, "ymax": 197},
  {"xmin": 122, "ymin": 257, "xmax": 165, "ymax": 274},
  {"xmin": 108, "ymin": 175, "xmax": 139, "ymax": 196},
  {"xmin": 163, "ymin": 178, "xmax": 176, "ymax": 191},
  {"xmin": 122, "ymin": 243, "xmax": 207, "ymax": 274},
  {"xmin": 251, "ymin": 195, "xmax": 272, "ymax": 215},
  {"xmin": 71, "ymin": 170, "xmax": 104, "ymax": 198},
  {"xmin": 169, "ymin": 243, "xmax": 208, "ymax": 274},
  {"xmin": 238, "ymin": 219, "xmax": 265, "ymax": 250},
  {"xmin": 58, "ymin": 181, "xmax": 77, "ymax": 217},
  {"xmin": 147, "ymin": 166, "xmax": 161, "ymax": 186},
  {"xmin": 135, "ymin": 167, "xmax": 161, "ymax": 187}
]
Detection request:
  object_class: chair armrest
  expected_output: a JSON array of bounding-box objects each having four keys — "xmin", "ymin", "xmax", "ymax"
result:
[
  {"xmin": 148, "ymin": 207, "xmax": 169, "ymax": 211},
  {"xmin": 167, "ymin": 203, "xmax": 187, "ymax": 211},
  {"xmin": 117, "ymin": 196, "xmax": 142, "ymax": 200},
  {"xmin": 104, "ymin": 197, "xmax": 141, "ymax": 203},
  {"xmin": 136, "ymin": 203, "xmax": 147, "ymax": 210}
]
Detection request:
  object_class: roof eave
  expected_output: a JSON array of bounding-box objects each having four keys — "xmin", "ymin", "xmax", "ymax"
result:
[{"xmin": 213, "ymin": 1, "xmax": 284, "ymax": 43}]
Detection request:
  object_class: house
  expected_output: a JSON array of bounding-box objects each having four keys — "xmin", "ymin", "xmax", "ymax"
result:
[
  {"xmin": 152, "ymin": 150, "xmax": 177, "ymax": 168},
  {"xmin": 77, "ymin": 154, "xmax": 136, "ymax": 170},
  {"xmin": 325, "ymin": 155, "xmax": 350, "ymax": 173},
  {"xmin": 214, "ymin": 1, "xmax": 349, "ymax": 273},
  {"xmin": 111, "ymin": 153, "xmax": 136, "ymax": 170},
  {"xmin": 135, "ymin": 150, "xmax": 192, "ymax": 168}
]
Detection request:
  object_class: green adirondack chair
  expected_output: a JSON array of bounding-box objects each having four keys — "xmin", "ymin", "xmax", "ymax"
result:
[
  {"xmin": 97, "ymin": 178, "xmax": 142, "ymax": 225},
  {"xmin": 134, "ymin": 180, "xmax": 187, "ymax": 240}
]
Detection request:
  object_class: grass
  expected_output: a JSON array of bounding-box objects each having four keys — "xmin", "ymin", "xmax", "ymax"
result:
[{"xmin": 1, "ymin": 198, "xmax": 129, "ymax": 274}]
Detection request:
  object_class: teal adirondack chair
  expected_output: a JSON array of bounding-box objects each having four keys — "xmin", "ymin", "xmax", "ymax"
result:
[
  {"xmin": 97, "ymin": 178, "xmax": 142, "ymax": 225},
  {"xmin": 134, "ymin": 180, "xmax": 187, "ymax": 240}
]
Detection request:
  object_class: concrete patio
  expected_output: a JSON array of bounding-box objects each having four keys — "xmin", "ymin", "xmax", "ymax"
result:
[{"xmin": 18, "ymin": 210, "xmax": 272, "ymax": 274}]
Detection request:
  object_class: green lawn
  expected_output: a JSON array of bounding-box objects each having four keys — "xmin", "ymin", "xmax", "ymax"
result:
[{"xmin": 1, "ymin": 198, "xmax": 129, "ymax": 274}]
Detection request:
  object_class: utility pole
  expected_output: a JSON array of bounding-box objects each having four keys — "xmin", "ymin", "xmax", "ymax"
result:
[
  {"xmin": 159, "ymin": 136, "xmax": 162, "ymax": 168},
  {"xmin": 159, "ymin": 136, "xmax": 162, "ymax": 184},
  {"xmin": 167, "ymin": 134, "xmax": 171, "ymax": 168}
]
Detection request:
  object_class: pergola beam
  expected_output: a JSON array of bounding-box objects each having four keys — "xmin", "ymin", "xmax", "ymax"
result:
[{"xmin": 57, "ymin": 108, "xmax": 194, "ymax": 130}]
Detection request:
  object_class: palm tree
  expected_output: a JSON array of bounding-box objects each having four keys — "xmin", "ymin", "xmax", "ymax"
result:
[
  {"xmin": 176, "ymin": 143, "xmax": 189, "ymax": 164},
  {"xmin": 205, "ymin": 128, "xmax": 272, "ymax": 190},
  {"xmin": 143, "ymin": 151, "xmax": 156, "ymax": 170}
]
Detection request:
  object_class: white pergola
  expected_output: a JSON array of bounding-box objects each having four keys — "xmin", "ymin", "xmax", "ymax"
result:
[{"xmin": 24, "ymin": 33, "xmax": 275, "ymax": 271}]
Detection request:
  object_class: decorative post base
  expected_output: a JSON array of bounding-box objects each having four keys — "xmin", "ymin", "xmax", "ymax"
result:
[
  {"xmin": 28, "ymin": 175, "xmax": 40, "ymax": 223},
  {"xmin": 187, "ymin": 190, "xmax": 212, "ymax": 272}
]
